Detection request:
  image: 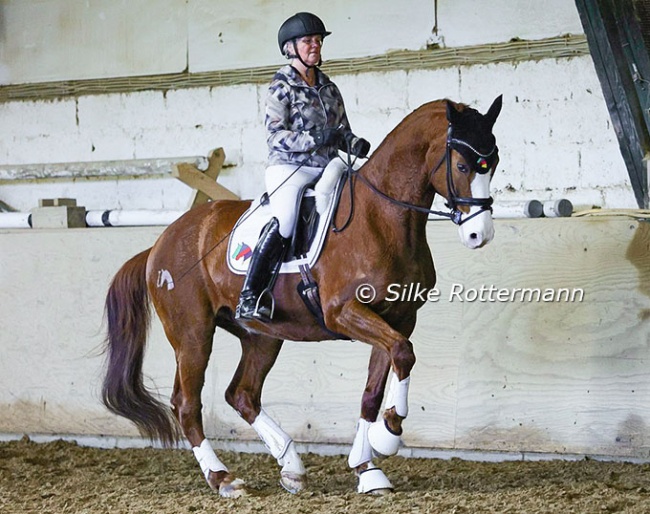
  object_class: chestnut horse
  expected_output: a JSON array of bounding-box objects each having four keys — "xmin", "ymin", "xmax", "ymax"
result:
[{"xmin": 102, "ymin": 96, "xmax": 502, "ymax": 497}]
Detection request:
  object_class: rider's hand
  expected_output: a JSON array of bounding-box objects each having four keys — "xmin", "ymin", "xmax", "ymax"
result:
[
  {"xmin": 343, "ymin": 132, "xmax": 371, "ymax": 158},
  {"xmin": 350, "ymin": 137, "xmax": 371, "ymax": 158}
]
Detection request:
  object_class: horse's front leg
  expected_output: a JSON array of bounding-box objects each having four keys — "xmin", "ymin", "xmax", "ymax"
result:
[
  {"xmin": 326, "ymin": 301, "xmax": 416, "ymax": 493},
  {"xmin": 348, "ymin": 346, "xmax": 394, "ymax": 494}
]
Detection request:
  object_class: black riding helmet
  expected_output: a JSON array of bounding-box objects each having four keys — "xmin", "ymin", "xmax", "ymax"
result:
[{"xmin": 277, "ymin": 12, "xmax": 331, "ymax": 55}]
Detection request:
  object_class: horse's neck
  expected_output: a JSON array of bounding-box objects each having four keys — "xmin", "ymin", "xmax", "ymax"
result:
[
  {"xmin": 362, "ymin": 111, "xmax": 440, "ymax": 209},
  {"xmin": 360, "ymin": 146, "xmax": 435, "ymax": 216},
  {"xmin": 357, "ymin": 152, "xmax": 435, "ymax": 244},
  {"xmin": 352, "ymin": 105, "xmax": 445, "ymax": 246}
]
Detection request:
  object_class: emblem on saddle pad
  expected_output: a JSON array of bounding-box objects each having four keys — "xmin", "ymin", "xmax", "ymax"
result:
[{"xmin": 232, "ymin": 242, "xmax": 253, "ymax": 262}]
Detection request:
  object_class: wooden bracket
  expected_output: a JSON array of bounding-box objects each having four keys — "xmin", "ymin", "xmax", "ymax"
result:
[
  {"xmin": 172, "ymin": 148, "xmax": 239, "ymax": 208},
  {"xmin": 0, "ymin": 199, "xmax": 17, "ymax": 212}
]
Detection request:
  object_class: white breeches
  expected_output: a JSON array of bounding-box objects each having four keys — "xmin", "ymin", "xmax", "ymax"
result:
[
  {"xmin": 265, "ymin": 164, "xmax": 322, "ymax": 239},
  {"xmin": 265, "ymin": 160, "xmax": 349, "ymax": 239}
]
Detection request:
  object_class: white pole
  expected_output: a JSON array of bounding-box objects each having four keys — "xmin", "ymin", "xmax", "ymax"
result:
[
  {"xmin": 85, "ymin": 210, "xmax": 185, "ymax": 227},
  {"xmin": 0, "ymin": 212, "xmax": 32, "ymax": 228}
]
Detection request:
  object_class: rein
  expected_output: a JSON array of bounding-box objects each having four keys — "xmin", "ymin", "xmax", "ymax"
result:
[{"xmin": 354, "ymin": 124, "xmax": 495, "ymax": 226}]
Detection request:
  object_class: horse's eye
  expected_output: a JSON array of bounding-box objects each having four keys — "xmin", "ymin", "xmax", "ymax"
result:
[{"xmin": 457, "ymin": 163, "xmax": 469, "ymax": 174}]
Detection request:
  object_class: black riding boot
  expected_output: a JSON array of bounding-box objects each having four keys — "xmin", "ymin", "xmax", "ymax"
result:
[{"xmin": 235, "ymin": 217, "xmax": 288, "ymax": 322}]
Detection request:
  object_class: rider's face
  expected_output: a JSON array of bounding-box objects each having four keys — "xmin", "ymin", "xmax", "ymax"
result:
[{"xmin": 295, "ymin": 35, "xmax": 322, "ymax": 66}]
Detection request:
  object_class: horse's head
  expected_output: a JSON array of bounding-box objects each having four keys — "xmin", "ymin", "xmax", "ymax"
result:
[{"xmin": 433, "ymin": 95, "xmax": 502, "ymax": 249}]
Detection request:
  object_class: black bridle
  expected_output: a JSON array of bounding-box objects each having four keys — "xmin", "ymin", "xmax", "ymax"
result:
[{"xmin": 355, "ymin": 124, "xmax": 496, "ymax": 226}]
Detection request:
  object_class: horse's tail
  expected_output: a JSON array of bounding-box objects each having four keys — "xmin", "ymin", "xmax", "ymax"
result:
[{"xmin": 101, "ymin": 248, "xmax": 181, "ymax": 447}]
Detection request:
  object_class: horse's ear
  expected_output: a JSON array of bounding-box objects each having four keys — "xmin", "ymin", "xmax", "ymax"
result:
[
  {"xmin": 485, "ymin": 94, "xmax": 503, "ymax": 129},
  {"xmin": 446, "ymin": 100, "xmax": 461, "ymax": 125}
]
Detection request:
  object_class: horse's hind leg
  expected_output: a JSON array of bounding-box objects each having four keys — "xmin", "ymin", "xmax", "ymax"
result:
[
  {"xmin": 162, "ymin": 318, "xmax": 245, "ymax": 498},
  {"xmin": 224, "ymin": 332, "xmax": 306, "ymax": 494}
]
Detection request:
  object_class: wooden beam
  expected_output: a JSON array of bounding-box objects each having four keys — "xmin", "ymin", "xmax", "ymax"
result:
[
  {"xmin": 575, "ymin": 0, "xmax": 650, "ymax": 208},
  {"xmin": 171, "ymin": 148, "xmax": 239, "ymax": 207},
  {"xmin": 0, "ymin": 199, "xmax": 16, "ymax": 212}
]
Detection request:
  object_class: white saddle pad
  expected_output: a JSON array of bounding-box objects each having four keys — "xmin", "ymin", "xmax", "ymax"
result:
[{"xmin": 227, "ymin": 185, "xmax": 341, "ymax": 275}]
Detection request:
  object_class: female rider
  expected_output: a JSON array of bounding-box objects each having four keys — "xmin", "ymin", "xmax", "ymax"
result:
[{"xmin": 236, "ymin": 12, "xmax": 370, "ymax": 321}]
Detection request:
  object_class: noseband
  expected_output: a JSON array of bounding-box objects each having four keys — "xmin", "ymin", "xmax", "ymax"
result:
[{"xmin": 356, "ymin": 124, "xmax": 496, "ymax": 226}]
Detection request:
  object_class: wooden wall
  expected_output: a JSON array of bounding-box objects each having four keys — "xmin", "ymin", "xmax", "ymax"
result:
[{"xmin": 1, "ymin": 216, "xmax": 648, "ymax": 459}]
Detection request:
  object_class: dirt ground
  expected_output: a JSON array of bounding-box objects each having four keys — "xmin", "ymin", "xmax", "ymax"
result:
[{"xmin": 1, "ymin": 437, "xmax": 650, "ymax": 514}]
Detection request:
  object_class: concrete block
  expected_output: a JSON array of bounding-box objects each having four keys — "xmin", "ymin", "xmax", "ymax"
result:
[
  {"xmin": 578, "ymin": 146, "xmax": 628, "ymax": 189},
  {"xmin": 39, "ymin": 198, "xmax": 77, "ymax": 207},
  {"xmin": 0, "ymin": 98, "xmax": 78, "ymax": 140},
  {"xmin": 240, "ymin": 124, "xmax": 268, "ymax": 164},
  {"xmin": 30, "ymin": 205, "xmax": 87, "ymax": 228},
  {"xmin": 407, "ymin": 68, "xmax": 461, "ymax": 109},
  {"xmin": 356, "ymin": 71, "xmax": 408, "ymax": 112},
  {"xmin": 209, "ymin": 84, "xmax": 259, "ymax": 126}
]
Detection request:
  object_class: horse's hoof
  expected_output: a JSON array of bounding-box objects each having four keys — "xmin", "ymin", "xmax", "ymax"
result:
[
  {"xmin": 356, "ymin": 464, "xmax": 394, "ymax": 494},
  {"xmin": 368, "ymin": 487, "xmax": 393, "ymax": 496},
  {"xmin": 280, "ymin": 471, "xmax": 306, "ymax": 494},
  {"xmin": 218, "ymin": 478, "xmax": 247, "ymax": 498}
]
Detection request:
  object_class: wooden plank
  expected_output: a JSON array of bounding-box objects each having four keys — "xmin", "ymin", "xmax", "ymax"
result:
[
  {"xmin": 0, "ymin": 199, "xmax": 16, "ymax": 212},
  {"xmin": 197, "ymin": 218, "xmax": 650, "ymax": 457},
  {"xmin": 171, "ymin": 147, "xmax": 239, "ymax": 205},
  {"xmin": 0, "ymin": 157, "xmax": 204, "ymax": 182},
  {"xmin": 453, "ymin": 218, "xmax": 650, "ymax": 456},
  {"xmin": 39, "ymin": 198, "xmax": 77, "ymax": 207},
  {"xmin": 1, "ymin": 218, "xmax": 650, "ymax": 458}
]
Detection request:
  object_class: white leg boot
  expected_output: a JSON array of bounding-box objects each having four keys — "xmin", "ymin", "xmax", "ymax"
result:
[
  {"xmin": 348, "ymin": 418, "xmax": 393, "ymax": 494},
  {"xmin": 192, "ymin": 439, "xmax": 246, "ymax": 498},
  {"xmin": 252, "ymin": 409, "xmax": 306, "ymax": 494},
  {"xmin": 367, "ymin": 374, "xmax": 410, "ymax": 456}
]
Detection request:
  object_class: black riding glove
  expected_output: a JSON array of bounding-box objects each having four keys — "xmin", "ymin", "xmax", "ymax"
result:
[
  {"xmin": 343, "ymin": 132, "xmax": 371, "ymax": 158},
  {"xmin": 351, "ymin": 137, "xmax": 371, "ymax": 158},
  {"xmin": 310, "ymin": 127, "xmax": 342, "ymax": 147}
]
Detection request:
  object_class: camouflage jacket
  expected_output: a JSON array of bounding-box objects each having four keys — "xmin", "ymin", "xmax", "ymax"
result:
[{"xmin": 265, "ymin": 64, "xmax": 352, "ymax": 168}]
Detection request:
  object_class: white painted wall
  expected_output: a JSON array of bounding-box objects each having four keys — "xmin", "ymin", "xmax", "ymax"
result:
[
  {"xmin": 0, "ymin": 56, "xmax": 630, "ymax": 211},
  {"xmin": 434, "ymin": 0, "xmax": 582, "ymax": 47},
  {"xmin": 0, "ymin": 0, "xmax": 582, "ymax": 84},
  {"xmin": 0, "ymin": 0, "xmax": 187, "ymax": 84},
  {"xmin": 0, "ymin": 0, "xmax": 633, "ymax": 212}
]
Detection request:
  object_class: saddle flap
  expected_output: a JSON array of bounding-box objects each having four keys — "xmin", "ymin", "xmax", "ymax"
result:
[{"xmin": 227, "ymin": 175, "xmax": 345, "ymax": 275}]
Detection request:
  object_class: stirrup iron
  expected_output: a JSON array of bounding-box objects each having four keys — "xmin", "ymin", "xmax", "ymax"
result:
[{"xmin": 252, "ymin": 288, "xmax": 276, "ymax": 322}]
